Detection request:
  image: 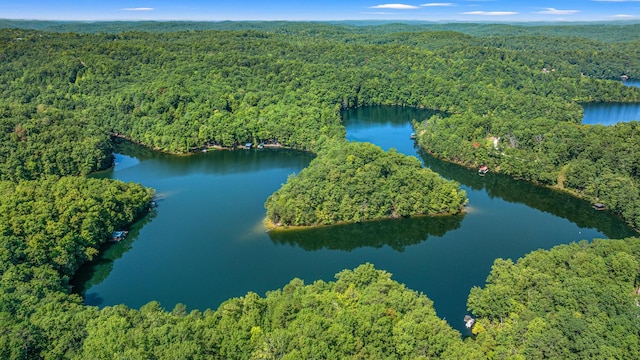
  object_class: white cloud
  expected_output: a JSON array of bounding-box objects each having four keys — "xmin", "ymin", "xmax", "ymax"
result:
[
  {"xmin": 536, "ymin": 8, "xmax": 580, "ymax": 15},
  {"xmin": 122, "ymin": 8, "xmax": 154, "ymax": 11},
  {"xmin": 369, "ymin": 4, "xmax": 419, "ymax": 9},
  {"xmin": 420, "ymin": 3, "xmax": 455, "ymax": 6},
  {"xmin": 462, "ymin": 11, "xmax": 518, "ymax": 15},
  {"xmin": 612, "ymin": 14, "xmax": 637, "ymax": 17}
]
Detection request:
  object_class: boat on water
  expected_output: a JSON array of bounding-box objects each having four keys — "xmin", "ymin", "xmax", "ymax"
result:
[
  {"xmin": 410, "ymin": 133, "xmax": 416, "ymax": 140},
  {"xmin": 478, "ymin": 165, "xmax": 489, "ymax": 175},
  {"xmin": 464, "ymin": 315, "xmax": 475, "ymax": 329},
  {"xmin": 593, "ymin": 203, "xmax": 606, "ymax": 211},
  {"xmin": 111, "ymin": 230, "xmax": 128, "ymax": 242}
]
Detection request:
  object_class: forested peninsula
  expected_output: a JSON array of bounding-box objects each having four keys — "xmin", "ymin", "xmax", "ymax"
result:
[
  {"xmin": 2, "ymin": 21, "xmax": 640, "ymax": 226},
  {"xmin": 1, "ymin": 20, "xmax": 640, "ymax": 358},
  {"xmin": 265, "ymin": 140, "xmax": 467, "ymax": 226}
]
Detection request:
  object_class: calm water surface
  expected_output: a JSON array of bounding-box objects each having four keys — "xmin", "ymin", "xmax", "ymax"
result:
[
  {"xmin": 581, "ymin": 80, "xmax": 640, "ymax": 125},
  {"xmin": 76, "ymin": 107, "xmax": 635, "ymax": 333},
  {"xmin": 623, "ymin": 80, "xmax": 640, "ymax": 88},
  {"xmin": 582, "ymin": 103, "xmax": 640, "ymax": 125}
]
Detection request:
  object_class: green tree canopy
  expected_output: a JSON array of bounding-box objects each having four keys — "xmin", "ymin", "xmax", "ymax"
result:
[{"xmin": 265, "ymin": 140, "xmax": 467, "ymax": 226}]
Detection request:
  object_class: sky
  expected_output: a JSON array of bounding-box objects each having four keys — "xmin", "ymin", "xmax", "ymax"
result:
[{"xmin": 2, "ymin": 1, "xmax": 640, "ymax": 22}]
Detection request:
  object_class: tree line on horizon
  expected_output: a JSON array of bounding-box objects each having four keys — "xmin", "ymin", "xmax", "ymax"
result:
[
  {"xmin": 2, "ymin": 24, "xmax": 640, "ymax": 227},
  {"xmin": 0, "ymin": 22, "xmax": 639, "ymax": 358}
]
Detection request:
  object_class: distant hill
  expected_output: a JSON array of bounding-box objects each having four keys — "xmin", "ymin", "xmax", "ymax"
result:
[{"xmin": 1, "ymin": 19, "xmax": 640, "ymax": 42}]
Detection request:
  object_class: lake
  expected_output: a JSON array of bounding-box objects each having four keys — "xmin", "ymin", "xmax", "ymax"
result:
[{"xmin": 75, "ymin": 106, "xmax": 636, "ymax": 333}]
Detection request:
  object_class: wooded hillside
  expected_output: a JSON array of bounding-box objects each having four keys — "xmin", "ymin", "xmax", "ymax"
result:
[{"xmin": 1, "ymin": 21, "xmax": 640, "ymax": 358}]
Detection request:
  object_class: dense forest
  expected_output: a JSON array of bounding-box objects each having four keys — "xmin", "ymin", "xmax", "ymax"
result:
[
  {"xmin": 468, "ymin": 238, "xmax": 640, "ymax": 359},
  {"xmin": 1, "ymin": 181, "xmax": 638, "ymax": 359},
  {"xmin": 0, "ymin": 177, "xmax": 153, "ymax": 358},
  {"xmin": 3, "ymin": 22, "xmax": 640, "ymax": 227},
  {"xmin": 1, "ymin": 20, "xmax": 640, "ymax": 358},
  {"xmin": 2, "ymin": 19, "xmax": 640, "ymax": 43},
  {"xmin": 265, "ymin": 140, "xmax": 467, "ymax": 226}
]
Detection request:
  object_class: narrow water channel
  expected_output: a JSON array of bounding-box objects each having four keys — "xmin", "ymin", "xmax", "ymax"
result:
[{"xmin": 75, "ymin": 106, "xmax": 636, "ymax": 333}]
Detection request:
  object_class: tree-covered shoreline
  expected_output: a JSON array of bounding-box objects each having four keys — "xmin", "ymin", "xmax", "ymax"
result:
[
  {"xmin": 265, "ymin": 140, "xmax": 467, "ymax": 226},
  {"xmin": 1, "ymin": 21, "xmax": 640, "ymax": 358},
  {"xmin": 3, "ymin": 21, "xmax": 640, "ymax": 227},
  {"xmin": 468, "ymin": 238, "xmax": 640, "ymax": 359}
]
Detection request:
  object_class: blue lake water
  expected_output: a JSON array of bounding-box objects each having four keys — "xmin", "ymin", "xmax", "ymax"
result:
[
  {"xmin": 581, "ymin": 80, "xmax": 640, "ymax": 125},
  {"xmin": 582, "ymin": 102, "xmax": 640, "ymax": 125},
  {"xmin": 75, "ymin": 106, "xmax": 636, "ymax": 333},
  {"xmin": 623, "ymin": 80, "xmax": 640, "ymax": 88}
]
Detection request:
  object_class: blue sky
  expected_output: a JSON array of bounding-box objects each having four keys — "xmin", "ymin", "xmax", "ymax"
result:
[{"xmin": 2, "ymin": 1, "xmax": 640, "ymax": 22}]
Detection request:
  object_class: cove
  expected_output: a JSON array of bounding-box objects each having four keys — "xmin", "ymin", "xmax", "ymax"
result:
[{"xmin": 74, "ymin": 106, "xmax": 635, "ymax": 334}]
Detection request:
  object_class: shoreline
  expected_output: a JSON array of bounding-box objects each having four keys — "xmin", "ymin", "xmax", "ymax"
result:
[
  {"xmin": 415, "ymin": 142, "xmax": 639, "ymax": 233},
  {"xmin": 264, "ymin": 209, "xmax": 467, "ymax": 232},
  {"xmin": 111, "ymin": 132, "xmax": 297, "ymax": 155}
]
